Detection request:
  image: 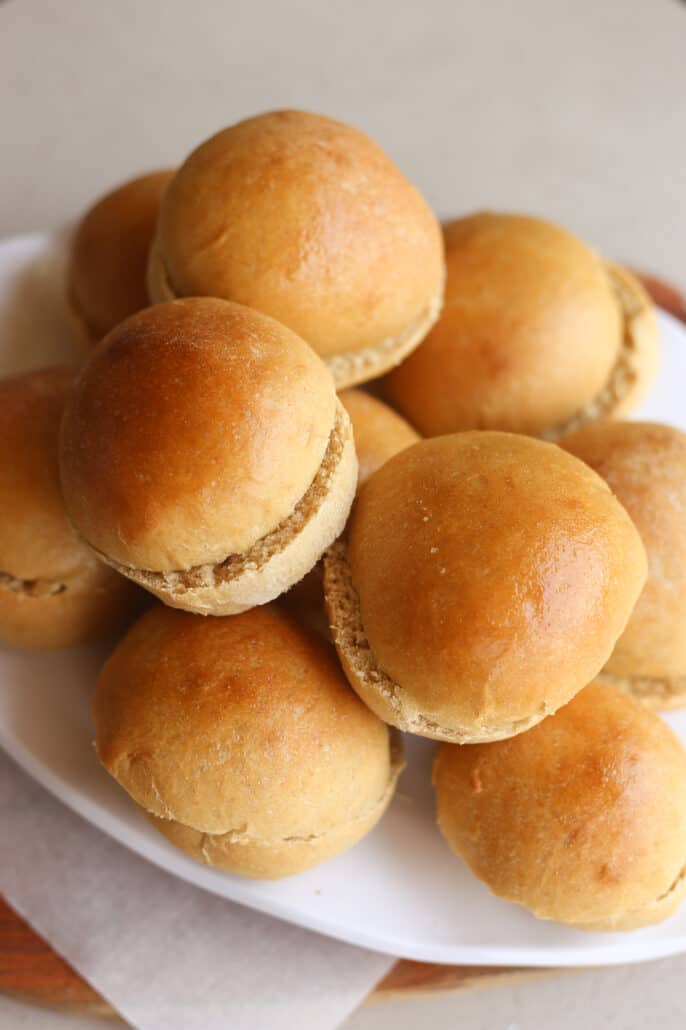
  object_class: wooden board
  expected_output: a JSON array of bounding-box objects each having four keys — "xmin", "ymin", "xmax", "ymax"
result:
[{"xmin": 1, "ymin": 271, "xmax": 684, "ymax": 1019}]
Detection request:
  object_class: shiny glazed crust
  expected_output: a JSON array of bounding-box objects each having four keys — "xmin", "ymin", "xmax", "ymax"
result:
[
  {"xmin": 324, "ymin": 433, "xmax": 647, "ymax": 742},
  {"xmin": 323, "ymin": 541, "xmax": 546, "ymax": 743},
  {"xmin": 59, "ymin": 298, "xmax": 339, "ymax": 573}
]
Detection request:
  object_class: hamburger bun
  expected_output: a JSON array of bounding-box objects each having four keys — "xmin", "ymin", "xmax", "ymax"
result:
[
  {"xmin": 385, "ymin": 213, "xmax": 657, "ymax": 438},
  {"xmin": 67, "ymin": 170, "xmax": 173, "ymax": 346},
  {"xmin": 324, "ymin": 432, "xmax": 647, "ymax": 742},
  {"xmin": 94, "ymin": 604, "xmax": 403, "ymax": 878},
  {"xmin": 148, "ymin": 110, "xmax": 445, "ymax": 388},
  {"xmin": 0, "ymin": 368, "xmax": 140, "ymax": 649},
  {"xmin": 560, "ymin": 421, "xmax": 686, "ymax": 707},
  {"xmin": 433, "ymin": 683, "xmax": 686, "ymax": 930},
  {"xmin": 60, "ymin": 298, "xmax": 357, "ymax": 616}
]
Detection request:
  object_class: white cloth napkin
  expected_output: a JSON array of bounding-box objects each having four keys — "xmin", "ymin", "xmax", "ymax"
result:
[{"xmin": 0, "ymin": 751, "xmax": 394, "ymax": 1030}]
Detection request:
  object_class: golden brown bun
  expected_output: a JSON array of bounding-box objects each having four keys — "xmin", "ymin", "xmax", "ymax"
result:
[
  {"xmin": 94, "ymin": 604, "xmax": 403, "ymax": 878},
  {"xmin": 560, "ymin": 421, "xmax": 686, "ymax": 707},
  {"xmin": 324, "ymin": 432, "xmax": 647, "ymax": 742},
  {"xmin": 67, "ymin": 171, "xmax": 173, "ymax": 346},
  {"xmin": 434, "ymin": 683, "xmax": 686, "ymax": 930},
  {"xmin": 148, "ymin": 110, "xmax": 445, "ymax": 388},
  {"xmin": 60, "ymin": 298, "xmax": 357, "ymax": 615},
  {"xmin": 385, "ymin": 213, "xmax": 657, "ymax": 438},
  {"xmin": 0, "ymin": 369, "xmax": 141, "ymax": 649},
  {"xmin": 339, "ymin": 389, "xmax": 420, "ymax": 487}
]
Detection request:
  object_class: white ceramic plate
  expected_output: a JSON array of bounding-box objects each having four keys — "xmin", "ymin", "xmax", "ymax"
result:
[{"xmin": 2, "ymin": 232, "xmax": 686, "ymax": 967}]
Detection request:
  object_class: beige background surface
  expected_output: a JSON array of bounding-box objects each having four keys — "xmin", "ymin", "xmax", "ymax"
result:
[
  {"xmin": 2, "ymin": 0, "xmax": 686, "ymax": 285},
  {"xmin": 2, "ymin": 1, "xmax": 686, "ymax": 1028}
]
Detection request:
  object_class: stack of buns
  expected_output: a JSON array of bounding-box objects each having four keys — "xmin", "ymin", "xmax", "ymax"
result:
[{"xmin": 3, "ymin": 107, "xmax": 685, "ymax": 931}]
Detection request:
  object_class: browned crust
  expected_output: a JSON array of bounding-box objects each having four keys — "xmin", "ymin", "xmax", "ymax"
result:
[{"xmin": 323, "ymin": 541, "xmax": 547, "ymax": 743}]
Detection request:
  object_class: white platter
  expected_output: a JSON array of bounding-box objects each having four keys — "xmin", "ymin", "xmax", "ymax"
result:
[{"xmin": 2, "ymin": 232, "xmax": 686, "ymax": 967}]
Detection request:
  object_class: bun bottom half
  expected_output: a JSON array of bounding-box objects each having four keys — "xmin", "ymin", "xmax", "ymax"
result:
[{"xmin": 143, "ymin": 734, "xmax": 404, "ymax": 879}]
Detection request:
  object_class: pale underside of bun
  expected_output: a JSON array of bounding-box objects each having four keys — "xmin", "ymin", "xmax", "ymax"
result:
[
  {"xmin": 324, "ymin": 542, "xmax": 549, "ymax": 743},
  {"xmin": 147, "ymin": 238, "xmax": 445, "ymax": 389},
  {"xmin": 323, "ymin": 290, "xmax": 444, "ymax": 388},
  {"xmin": 92, "ymin": 403, "xmax": 356, "ymax": 615},
  {"xmin": 142, "ymin": 733, "xmax": 404, "ymax": 879},
  {"xmin": 597, "ymin": 669, "xmax": 686, "ymax": 710},
  {"xmin": 541, "ymin": 263, "xmax": 658, "ymax": 442},
  {"xmin": 448, "ymin": 839, "xmax": 686, "ymax": 933},
  {"xmin": 566, "ymin": 864, "xmax": 686, "ymax": 932}
]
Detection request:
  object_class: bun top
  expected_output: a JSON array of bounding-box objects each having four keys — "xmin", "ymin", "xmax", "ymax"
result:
[
  {"xmin": 60, "ymin": 298, "xmax": 336, "ymax": 572},
  {"xmin": 338, "ymin": 389, "xmax": 419, "ymax": 487},
  {"xmin": 433, "ymin": 683, "xmax": 686, "ymax": 928},
  {"xmin": 152, "ymin": 110, "xmax": 444, "ymax": 357},
  {"xmin": 94, "ymin": 604, "xmax": 392, "ymax": 837},
  {"xmin": 560, "ymin": 421, "xmax": 686, "ymax": 678},
  {"xmin": 68, "ymin": 170, "xmax": 173, "ymax": 340},
  {"xmin": 386, "ymin": 213, "xmax": 621, "ymax": 436},
  {"xmin": 0, "ymin": 367, "xmax": 93, "ymax": 581},
  {"xmin": 347, "ymin": 432, "xmax": 647, "ymax": 730}
]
